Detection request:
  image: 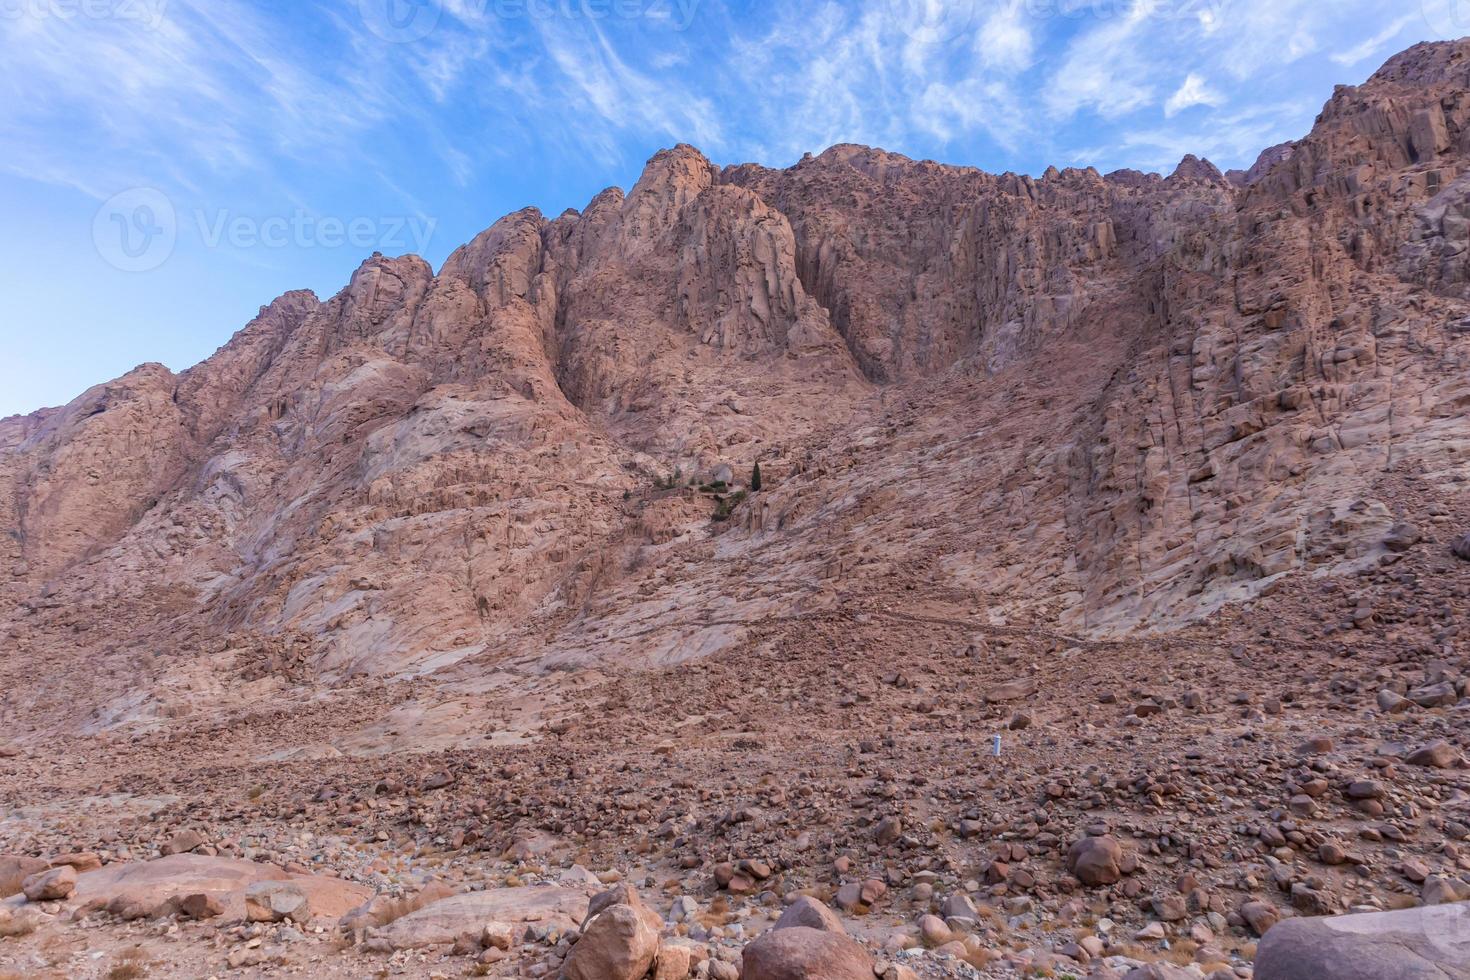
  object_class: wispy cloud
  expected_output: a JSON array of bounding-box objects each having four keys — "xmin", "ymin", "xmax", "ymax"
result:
[
  {"xmin": 976, "ymin": 0, "xmax": 1034, "ymax": 73},
  {"xmin": 0, "ymin": 0, "xmax": 1450, "ymax": 209},
  {"xmin": 1331, "ymin": 14, "xmax": 1418, "ymax": 66},
  {"xmin": 1165, "ymin": 73, "xmax": 1224, "ymax": 117}
]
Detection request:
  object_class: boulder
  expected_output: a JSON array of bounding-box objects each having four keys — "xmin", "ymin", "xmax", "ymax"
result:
[
  {"xmin": 1421, "ymin": 875, "xmax": 1470, "ymax": 905},
  {"xmin": 1241, "ymin": 900, "xmax": 1281, "ymax": 937},
  {"xmin": 561, "ymin": 899, "xmax": 660, "ymax": 980},
  {"xmin": 1255, "ymin": 904, "xmax": 1470, "ymax": 979},
  {"xmin": 50, "ymin": 852, "xmax": 103, "ymax": 873},
  {"xmin": 773, "ymin": 896, "xmax": 845, "ymax": 934},
  {"xmin": 73, "ymin": 855, "xmax": 370, "ymax": 923},
  {"xmin": 0, "ymin": 855, "xmax": 49, "ymax": 898},
  {"xmin": 22, "ymin": 865, "xmax": 76, "ymax": 901},
  {"xmin": 161, "ymin": 830, "xmax": 207, "ymax": 856},
  {"xmin": 1451, "ymin": 533, "xmax": 1470, "ymax": 562},
  {"xmin": 1067, "ymin": 834, "xmax": 1123, "ymax": 886},
  {"xmin": 1383, "ymin": 523, "xmax": 1422, "ymax": 552},
  {"xmin": 245, "ymin": 881, "xmax": 311, "ymax": 923},
  {"xmin": 741, "ymin": 926, "xmax": 875, "ymax": 980},
  {"xmin": 652, "ymin": 944, "xmax": 693, "ymax": 980},
  {"xmin": 1406, "ymin": 741, "xmax": 1459, "ymax": 769},
  {"xmin": 376, "ymin": 886, "xmax": 587, "ymax": 950},
  {"xmin": 179, "ymin": 892, "xmax": 225, "ymax": 919}
]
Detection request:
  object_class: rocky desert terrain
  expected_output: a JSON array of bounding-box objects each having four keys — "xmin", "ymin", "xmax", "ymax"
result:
[{"xmin": 2, "ymin": 37, "xmax": 1469, "ymax": 980}]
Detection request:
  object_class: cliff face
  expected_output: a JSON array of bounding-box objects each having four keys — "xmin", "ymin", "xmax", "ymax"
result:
[{"xmin": 4, "ymin": 42, "xmax": 1470, "ymax": 732}]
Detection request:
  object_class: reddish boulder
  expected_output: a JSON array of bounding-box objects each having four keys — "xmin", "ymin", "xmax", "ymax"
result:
[
  {"xmin": 742, "ymin": 926, "xmax": 874, "ymax": 980},
  {"xmin": 1067, "ymin": 835, "xmax": 1123, "ymax": 886}
]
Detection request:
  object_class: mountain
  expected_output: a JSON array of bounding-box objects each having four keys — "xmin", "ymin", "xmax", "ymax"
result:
[{"xmin": 0, "ymin": 40, "xmax": 1467, "ymax": 980}]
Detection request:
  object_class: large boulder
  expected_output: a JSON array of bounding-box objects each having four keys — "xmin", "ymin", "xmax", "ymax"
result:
[
  {"xmin": 1406, "ymin": 741, "xmax": 1460, "ymax": 769},
  {"xmin": 0, "ymin": 855, "xmax": 48, "ymax": 898},
  {"xmin": 71, "ymin": 854, "xmax": 370, "ymax": 922},
  {"xmin": 560, "ymin": 893, "xmax": 661, "ymax": 980},
  {"xmin": 742, "ymin": 926, "xmax": 875, "ymax": 980},
  {"xmin": 22, "ymin": 865, "xmax": 77, "ymax": 902},
  {"xmin": 1255, "ymin": 904, "xmax": 1470, "ymax": 980},
  {"xmin": 1066, "ymin": 834, "xmax": 1123, "ymax": 886}
]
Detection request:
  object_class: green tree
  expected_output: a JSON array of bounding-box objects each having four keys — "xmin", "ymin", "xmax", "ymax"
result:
[{"xmin": 750, "ymin": 461, "xmax": 763, "ymax": 492}]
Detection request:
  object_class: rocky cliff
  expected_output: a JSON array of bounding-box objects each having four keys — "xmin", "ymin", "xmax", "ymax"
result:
[{"xmin": 3, "ymin": 41, "xmax": 1470, "ymax": 735}]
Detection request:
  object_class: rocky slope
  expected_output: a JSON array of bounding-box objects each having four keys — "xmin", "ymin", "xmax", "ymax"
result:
[{"xmin": 0, "ymin": 38, "xmax": 1468, "ymax": 980}]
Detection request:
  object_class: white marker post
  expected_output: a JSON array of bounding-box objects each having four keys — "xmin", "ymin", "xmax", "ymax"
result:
[{"xmin": 992, "ymin": 734, "xmax": 1002, "ymax": 758}]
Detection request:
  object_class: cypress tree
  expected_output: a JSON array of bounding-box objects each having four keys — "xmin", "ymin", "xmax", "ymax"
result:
[{"xmin": 751, "ymin": 462, "xmax": 762, "ymax": 492}]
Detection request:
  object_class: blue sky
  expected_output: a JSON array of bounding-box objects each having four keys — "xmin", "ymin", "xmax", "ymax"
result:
[{"xmin": 1, "ymin": 0, "xmax": 1464, "ymax": 417}]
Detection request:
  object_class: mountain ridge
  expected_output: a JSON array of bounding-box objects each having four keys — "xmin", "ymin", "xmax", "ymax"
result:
[{"xmin": 3, "ymin": 38, "xmax": 1470, "ymax": 725}]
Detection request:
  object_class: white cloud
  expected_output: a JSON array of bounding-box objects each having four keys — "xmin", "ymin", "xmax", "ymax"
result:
[
  {"xmin": 1045, "ymin": 0, "xmax": 1159, "ymax": 119},
  {"xmin": 976, "ymin": 1, "xmax": 1034, "ymax": 73},
  {"xmin": 1331, "ymin": 14, "xmax": 1417, "ymax": 66},
  {"xmin": 1164, "ymin": 74, "xmax": 1224, "ymax": 118},
  {"xmin": 535, "ymin": 19, "xmax": 723, "ymax": 162}
]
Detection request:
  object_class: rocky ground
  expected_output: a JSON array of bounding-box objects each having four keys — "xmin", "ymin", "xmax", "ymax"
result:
[{"xmin": 2, "ymin": 519, "xmax": 1468, "ymax": 977}]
